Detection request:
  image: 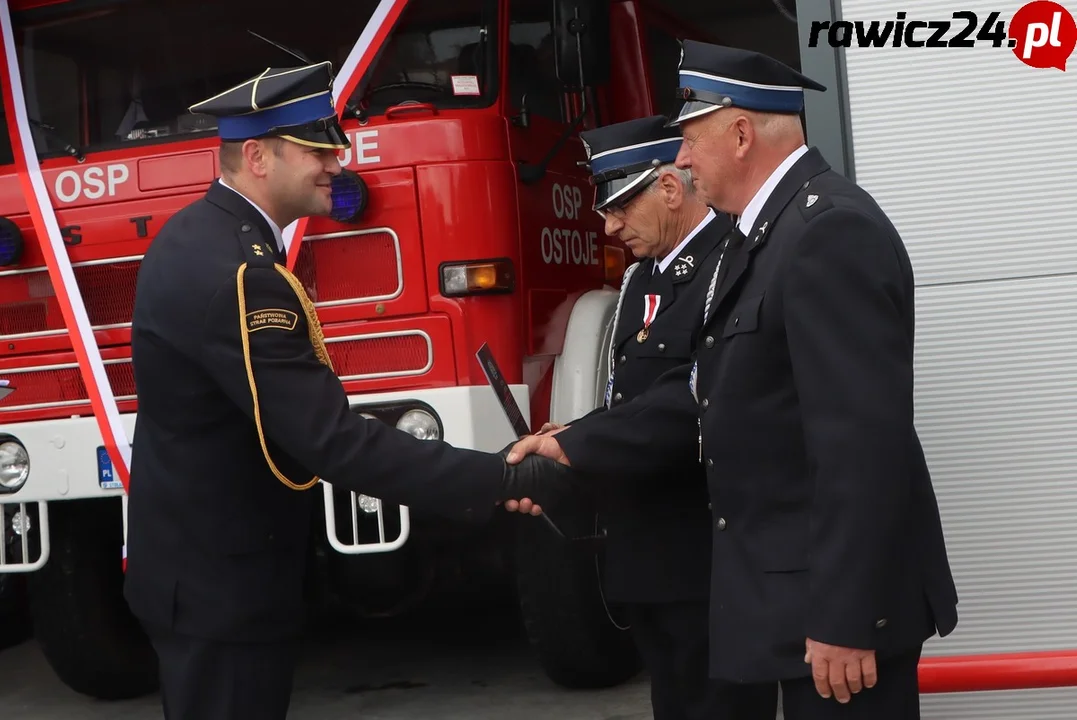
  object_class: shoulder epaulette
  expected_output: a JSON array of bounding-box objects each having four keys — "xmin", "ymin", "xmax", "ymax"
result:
[{"xmin": 238, "ymin": 221, "xmax": 278, "ymax": 269}]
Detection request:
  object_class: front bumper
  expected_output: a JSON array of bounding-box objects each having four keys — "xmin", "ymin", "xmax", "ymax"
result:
[{"xmin": 0, "ymin": 384, "xmax": 530, "ymax": 505}]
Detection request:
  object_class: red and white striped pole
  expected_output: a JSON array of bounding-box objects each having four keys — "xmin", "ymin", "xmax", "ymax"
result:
[
  {"xmin": 284, "ymin": 0, "xmax": 413, "ymax": 270},
  {"xmin": 0, "ymin": 2, "xmax": 134, "ymax": 568}
]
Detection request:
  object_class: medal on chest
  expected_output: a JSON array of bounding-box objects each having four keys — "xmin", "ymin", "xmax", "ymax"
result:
[{"xmin": 637, "ymin": 294, "xmax": 661, "ymax": 343}]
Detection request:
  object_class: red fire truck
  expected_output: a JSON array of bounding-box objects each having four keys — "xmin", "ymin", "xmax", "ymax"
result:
[
  {"xmin": 3, "ymin": 0, "xmax": 1075, "ymax": 716},
  {"xmin": 0, "ymin": 0, "xmax": 756, "ymax": 701}
]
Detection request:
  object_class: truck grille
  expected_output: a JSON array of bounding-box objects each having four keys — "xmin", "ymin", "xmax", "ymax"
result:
[
  {"xmin": 326, "ymin": 332, "xmax": 432, "ymax": 379},
  {"xmin": 293, "ymin": 228, "xmax": 403, "ymax": 305},
  {"xmin": 0, "ymin": 257, "xmax": 140, "ymax": 338},
  {"xmin": 0, "ymin": 333, "xmax": 430, "ymax": 414},
  {"xmin": 0, "ymin": 359, "xmax": 136, "ymax": 411},
  {"xmin": 0, "ymin": 227, "xmax": 403, "ymax": 340}
]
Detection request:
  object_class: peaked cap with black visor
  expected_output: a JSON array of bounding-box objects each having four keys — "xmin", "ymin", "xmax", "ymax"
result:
[
  {"xmin": 188, "ymin": 61, "xmax": 350, "ymax": 150},
  {"xmin": 667, "ymin": 40, "xmax": 827, "ymax": 126},
  {"xmin": 580, "ymin": 115, "xmax": 684, "ymax": 215}
]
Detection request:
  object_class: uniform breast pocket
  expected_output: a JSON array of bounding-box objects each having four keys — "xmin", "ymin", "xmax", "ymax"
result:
[
  {"xmin": 636, "ymin": 328, "xmax": 693, "ymax": 360},
  {"xmin": 722, "ymin": 294, "xmax": 763, "ymax": 339}
]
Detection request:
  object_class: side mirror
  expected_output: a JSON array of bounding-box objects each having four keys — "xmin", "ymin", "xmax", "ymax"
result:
[{"xmin": 551, "ymin": 0, "xmax": 610, "ymax": 91}]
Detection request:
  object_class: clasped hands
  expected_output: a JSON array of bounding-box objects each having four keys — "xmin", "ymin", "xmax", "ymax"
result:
[{"xmin": 497, "ymin": 423, "xmax": 573, "ymax": 516}]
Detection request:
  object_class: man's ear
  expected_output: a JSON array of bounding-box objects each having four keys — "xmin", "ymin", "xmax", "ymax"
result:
[
  {"xmin": 734, "ymin": 115, "xmax": 754, "ymax": 159},
  {"xmin": 242, "ymin": 139, "xmax": 270, "ymax": 178},
  {"xmin": 657, "ymin": 171, "xmax": 683, "ymax": 209}
]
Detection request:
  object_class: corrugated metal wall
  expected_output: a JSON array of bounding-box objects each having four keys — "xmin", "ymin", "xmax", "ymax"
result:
[{"xmin": 837, "ymin": 0, "xmax": 1077, "ymax": 716}]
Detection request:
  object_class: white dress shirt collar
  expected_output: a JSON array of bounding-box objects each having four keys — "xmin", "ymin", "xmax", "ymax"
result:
[
  {"xmin": 737, "ymin": 144, "xmax": 809, "ymax": 236},
  {"xmin": 654, "ymin": 208, "xmax": 717, "ymax": 275}
]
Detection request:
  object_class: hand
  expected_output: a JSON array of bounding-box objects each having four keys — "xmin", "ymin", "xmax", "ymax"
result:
[
  {"xmin": 537, "ymin": 422, "xmax": 567, "ymax": 436},
  {"xmin": 804, "ymin": 638, "xmax": 877, "ymax": 703},
  {"xmin": 500, "ymin": 434, "xmax": 570, "ymax": 514},
  {"xmin": 505, "ymin": 434, "xmax": 570, "ymax": 466},
  {"xmin": 495, "ymin": 443, "xmax": 578, "ymax": 517}
]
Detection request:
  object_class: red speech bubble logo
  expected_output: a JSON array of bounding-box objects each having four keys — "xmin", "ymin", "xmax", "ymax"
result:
[{"xmin": 1010, "ymin": 1, "xmax": 1077, "ymax": 70}]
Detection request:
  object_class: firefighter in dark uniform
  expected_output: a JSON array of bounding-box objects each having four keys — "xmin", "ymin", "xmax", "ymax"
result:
[
  {"xmin": 125, "ymin": 61, "xmax": 574, "ymax": 720},
  {"xmin": 540, "ymin": 115, "xmax": 736, "ymax": 720},
  {"xmin": 507, "ymin": 42, "xmax": 959, "ymax": 720}
]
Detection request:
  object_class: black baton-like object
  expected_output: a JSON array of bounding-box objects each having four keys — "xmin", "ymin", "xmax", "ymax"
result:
[{"xmin": 474, "ymin": 343, "xmax": 578, "ymax": 541}]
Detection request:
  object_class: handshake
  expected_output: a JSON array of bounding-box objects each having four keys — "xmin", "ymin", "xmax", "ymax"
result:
[{"xmin": 495, "ymin": 423, "xmax": 575, "ymax": 517}]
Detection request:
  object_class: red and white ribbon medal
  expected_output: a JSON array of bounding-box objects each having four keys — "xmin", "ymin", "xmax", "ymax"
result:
[{"xmin": 637, "ymin": 294, "xmax": 661, "ymax": 343}]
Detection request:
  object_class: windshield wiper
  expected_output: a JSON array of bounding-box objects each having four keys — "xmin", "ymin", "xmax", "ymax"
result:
[
  {"xmin": 27, "ymin": 118, "xmax": 85, "ymax": 163},
  {"xmin": 247, "ymin": 30, "xmax": 366, "ymax": 123}
]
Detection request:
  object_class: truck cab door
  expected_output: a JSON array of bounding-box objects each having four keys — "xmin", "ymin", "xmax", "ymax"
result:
[{"xmin": 506, "ymin": 0, "xmax": 612, "ymax": 359}]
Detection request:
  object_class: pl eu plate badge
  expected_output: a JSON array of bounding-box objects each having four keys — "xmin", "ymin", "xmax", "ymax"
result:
[{"xmin": 97, "ymin": 446, "xmax": 122, "ymax": 490}]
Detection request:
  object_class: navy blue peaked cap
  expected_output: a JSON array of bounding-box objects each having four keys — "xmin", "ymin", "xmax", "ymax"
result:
[
  {"xmin": 580, "ymin": 115, "xmax": 684, "ymax": 212},
  {"xmin": 669, "ymin": 40, "xmax": 827, "ymax": 126},
  {"xmin": 189, "ymin": 61, "xmax": 350, "ymax": 150}
]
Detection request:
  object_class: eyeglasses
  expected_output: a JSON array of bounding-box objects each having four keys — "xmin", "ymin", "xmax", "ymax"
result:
[{"xmin": 594, "ymin": 168, "xmax": 660, "ymax": 220}]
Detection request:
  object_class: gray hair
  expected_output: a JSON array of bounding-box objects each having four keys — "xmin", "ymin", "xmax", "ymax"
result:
[{"xmin": 647, "ymin": 163, "xmax": 695, "ymax": 195}]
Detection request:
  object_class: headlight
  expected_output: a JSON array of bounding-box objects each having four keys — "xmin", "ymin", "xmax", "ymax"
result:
[
  {"xmin": 0, "ymin": 440, "xmax": 29, "ymax": 492},
  {"xmin": 396, "ymin": 409, "xmax": 440, "ymax": 440}
]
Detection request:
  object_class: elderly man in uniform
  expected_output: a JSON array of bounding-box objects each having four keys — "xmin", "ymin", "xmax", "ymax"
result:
[
  {"xmin": 125, "ymin": 61, "xmax": 574, "ymax": 720},
  {"xmin": 539, "ymin": 115, "xmax": 735, "ymax": 720},
  {"xmin": 507, "ymin": 41, "xmax": 959, "ymax": 720}
]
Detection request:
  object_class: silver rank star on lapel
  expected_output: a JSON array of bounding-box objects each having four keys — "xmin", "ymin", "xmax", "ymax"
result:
[{"xmin": 673, "ymin": 254, "xmax": 693, "ymax": 278}]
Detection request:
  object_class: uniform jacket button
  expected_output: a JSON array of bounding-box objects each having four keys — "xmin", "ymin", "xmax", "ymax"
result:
[
  {"xmin": 701, "ymin": 398, "xmax": 709, "ymax": 409},
  {"xmin": 876, "ymin": 618, "xmax": 888, "ymax": 629},
  {"xmin": 705, "ymin": 336, "xmax": 714, "ymax": 348},
  {"xmin": 706, "ymin": 458, "xmax": 714, "ymax": 468},
  {"xmin": 613, "ymin": 392, "xmax": 623, "ymax": 403},
  {"xmin": 240, "ymin": 223, "xmax": 252, "ymax": 233},
  {"xmin": 658, "ymin": 343, "xmax": 666, "ymax": 352},
  {"xmin": 619, "ymin": 355, "xmax": 626, "ymax": 364},
  {"xmin": 716, "ymin": 518, "xmax": 727, "ymax": 531},
  {"xmin": 707, "ymin": 502, "xmax": 712, "ymax": 511}
]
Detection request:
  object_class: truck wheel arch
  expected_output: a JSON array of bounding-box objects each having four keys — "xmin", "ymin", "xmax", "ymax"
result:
[{"xmin": 548, "ymin": 287, "xmax": 620, "ymax": 425}]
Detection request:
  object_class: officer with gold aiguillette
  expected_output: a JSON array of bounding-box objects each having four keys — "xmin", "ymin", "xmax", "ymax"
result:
[{"xmin": 124, "ymin": 61, "xmax": 575, "ymax": 720}]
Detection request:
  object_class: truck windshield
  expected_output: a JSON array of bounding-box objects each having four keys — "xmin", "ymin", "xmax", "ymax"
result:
[{"xmin": 11, "ymin": 0, "xmax": 497, "ymax": 158}]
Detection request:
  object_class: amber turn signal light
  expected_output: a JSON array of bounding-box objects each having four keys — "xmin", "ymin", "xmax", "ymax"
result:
[
  {"xmin": 603, "ymin": 245, "xmax": 626, "ymax": 285},
  {"xmin": 439, "ymin": 258, "xmax": 515, "ymax": 297}
]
